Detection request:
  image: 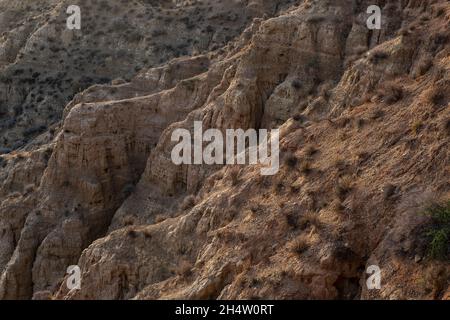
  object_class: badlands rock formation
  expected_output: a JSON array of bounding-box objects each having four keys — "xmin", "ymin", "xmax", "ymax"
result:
[
  {"xmin": 0, "ymin": 0, "xmax": 449, "ymax": 300},
  {"xmin": 0, "ymin": 0, "xmax": 293, "ymax": 150}
]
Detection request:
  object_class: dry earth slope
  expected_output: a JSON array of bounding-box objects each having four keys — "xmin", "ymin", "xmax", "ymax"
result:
[{"xmin": 0, "ymin": 0, "xmax": 449, "ymax": 300}]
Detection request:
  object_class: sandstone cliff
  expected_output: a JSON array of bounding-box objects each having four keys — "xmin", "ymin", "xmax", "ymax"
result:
[{"xmin": 0, "ymin": 0, "xmax": 449, "ymax": 300}]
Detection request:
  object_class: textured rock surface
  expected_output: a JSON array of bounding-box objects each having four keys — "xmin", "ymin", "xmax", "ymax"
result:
[
  {"xmin": 0, "ymin": 0, "xmax": 293, "ymax": 150},
  {"xmin": 0, "ymin": 0, "xmax": 449, "ymax": 300}
]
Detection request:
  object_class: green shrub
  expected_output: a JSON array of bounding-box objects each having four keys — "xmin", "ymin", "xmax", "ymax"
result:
[
  {"xmin": 425, "ymin": 200, "xmax": 450, "ymax": 225},
  {"xmin": 424, "ymin": 200, "xmax": 450, "ymax": 260},
  {"xmin": 427, "ymin": 229, "xmax": 448, "ymax": 260}
]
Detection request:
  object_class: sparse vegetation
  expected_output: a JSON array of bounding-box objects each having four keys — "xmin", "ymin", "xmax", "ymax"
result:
[
  {"xmin": 284, "ymin": 152, "xmax": 298, "ymax": 168},
  {"xmin": 127, "ymin": 229, "xmax": 138, "ymax": 239},
  {"xmin": 299, "ymin": 211, "xmax": 321, "ymax": 230},
  {"xmin": 426, "ymin": 84, "xmax": 448, "ymax": 107},
  {"xmin": 180, "ymin": 195, "xmax": 196, "ymax": 211},
  {"xmin": 306, "ymin": 14, "xmax": 326, "ymax": 24},
  {"xmin": 0, "ymin": 0, "xmax": 449, "ymax": 301},
  {"xmin": 411, "ymin": 121, "xmax": 423, "ymax": 135},
  {"xmin": 371, "ymin": 109, "xmax": 385, "ymax": 120},
  {"xmin": 304, "ymin": 145, "xmax": 318, "ymax": 157},
  {"xmin": 300, "ymin": 161, "xmax": 312, "ymax": 175},
  {"xmin": 379, "ymin": 82, "xmax": 404, "ymax": 104},
  {"xmin": 369, "ymin": 50, "xmax": 389, "ymax": 64},
  {"xmin": 291, "ymin": 237, "xmax": 309, "ymax": 256},
  {"xmin": 414, "ymin": 56, "xmax": 433, "ymax": 77},
  {"xmin": 444, "ymin": 119, "xmax": 450, "ymax": 136},
  {"xmin": 24, "ymin": 184, "xmax": 35, "ymax": 195},
  {"xmin": 423, "ymin": 200, "xmax": 450, "ymax": 260},
  {"xmin": 285, "ymin": 212, "xmax": 298, "ymax": 229},
  {"xmin": 293, "ymin": 114, "xmax": 306, "ymax": 122},
  {"xmin": 335, "ymin": 176, "xmax": 353, "ymax": 201},
  {"xmin": 121, "ymin": 183, "xmax": 135, "ymax": 198},
  {"xmin": 176, "ymin": 260, "xmax": 193, "ymax": 278},
  {"xmin": 382, "ymin": 184, "xmax": 397, "ymax": 200},
  {"xmin": 229, "ymin": 166, "xmax": 240, "ymax": 186},
  {"xmin": 143, "ymin": 230, "xmax": 152, "ymax": 239},
  {"xmin": 291, "ymin": 79, "xmax": 302, "ymax": 90}
]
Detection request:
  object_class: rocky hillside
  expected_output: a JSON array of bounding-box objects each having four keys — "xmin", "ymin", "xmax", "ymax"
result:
[
  {"xmin": 0, "ymin": 0, "xmax": 295, "ymax": 151},
  {"xmin": 0, "ymin": 0, "xmax": 449, "ymax": 300}
]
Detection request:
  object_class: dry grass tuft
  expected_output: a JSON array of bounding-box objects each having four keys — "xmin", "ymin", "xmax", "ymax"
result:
[
  {"xmin": 284, "ymin": 151, "xmax": 298, "ymax": 168},
  {"xmin": 379, "ymin": 82, "xmax": 405, "ymax": 104},
  {"xmin": 425, "ymin": 82, "xmax": 448, "ymax": 108},
  {"xmin": 176, "ymin": 260, "xmax": 193, "ymax": 278},
  {"xmin": 291, "ymin": 237, "xmax": 309, "ymax": 256},
  {"xmin": 228, "ymin": 166, "xmax": 240, "ymax": 186},
  {"xmin": 335, "ymin": 176, "xmax": 354, "ymax": 201},
  {"xmin": 180, "ymin": 195, "xmax": 196, "ymax": 211},
  {"xmin": 299, "ymin": 211, "xmax": 322, "ymax": 229},
  {"xmin": 300, "ymin": 161, "xmax": 312, "ymax": 175}
]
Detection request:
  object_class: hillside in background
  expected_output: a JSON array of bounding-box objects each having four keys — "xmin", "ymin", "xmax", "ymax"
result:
[{"xmin": 0, "ymin": 0, "xmax": 295, "ymax": 150}]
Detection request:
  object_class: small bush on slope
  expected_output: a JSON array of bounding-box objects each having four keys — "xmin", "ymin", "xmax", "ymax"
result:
[{"xmin": 423, "ymin": 200, "xmax": 450, "ymax": 260}]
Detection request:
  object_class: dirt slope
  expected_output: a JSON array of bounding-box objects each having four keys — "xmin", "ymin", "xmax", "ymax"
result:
[{"xmin": 0, "ymin": 0, "xmax": 449, "ymax": 300}]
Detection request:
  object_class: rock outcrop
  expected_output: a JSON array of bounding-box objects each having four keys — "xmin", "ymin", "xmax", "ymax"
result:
[{"xmin": 0, "ymin": 0, "xmax": 449, "ymax": 300}]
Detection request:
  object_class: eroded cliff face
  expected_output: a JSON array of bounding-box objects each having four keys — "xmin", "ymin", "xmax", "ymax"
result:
[
  {"xmin": 0, "ymin": 0, "xmax": 449, "ymax": 300},
  {"xmin": 0, "ymin": 0, "xmax": 294, "ymax": 150}
]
